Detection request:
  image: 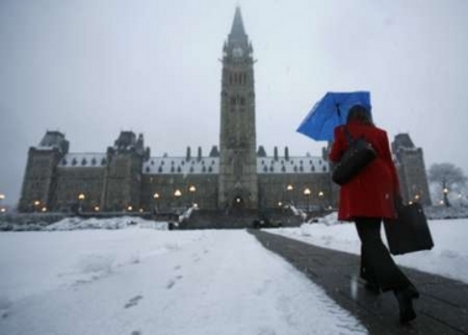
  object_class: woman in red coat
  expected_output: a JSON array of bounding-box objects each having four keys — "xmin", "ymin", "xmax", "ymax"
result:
[{"xmin": 329, "ymin": 105, "xmax": 419, "ymax": 324}]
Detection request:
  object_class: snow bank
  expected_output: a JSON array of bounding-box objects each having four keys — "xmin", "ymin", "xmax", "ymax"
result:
[
  {"xmin": 0, "ymin": 216, "xmax": 168, "ymax": 231},
  {"xmin": 270, "ymin": 217, "xmax": 468, "ymax": 285}
]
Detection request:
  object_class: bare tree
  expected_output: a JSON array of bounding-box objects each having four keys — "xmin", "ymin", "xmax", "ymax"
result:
[{"xmin": 428, "ymin": 163, "xmax": 467, "ymax": 207}]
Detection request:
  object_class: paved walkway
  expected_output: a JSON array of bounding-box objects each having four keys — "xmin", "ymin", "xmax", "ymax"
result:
[{"xmin": 249, "ymin": 229, "xmax": 468, "ymax": 335}]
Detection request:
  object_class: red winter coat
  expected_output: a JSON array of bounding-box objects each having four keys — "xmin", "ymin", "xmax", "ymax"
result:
[{"xmin": 329, "ymin": 120, "xmax": 400, "ymax": 221}]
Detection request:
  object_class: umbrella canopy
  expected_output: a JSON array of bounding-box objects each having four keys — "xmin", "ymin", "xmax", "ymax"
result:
[{"xmin": 297, "ymin": 91, "xmax": 372, "ymax": 141}]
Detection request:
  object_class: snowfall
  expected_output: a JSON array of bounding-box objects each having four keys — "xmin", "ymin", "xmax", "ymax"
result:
[{"xmin": 0, "ymin": 214, "xmax": 467, "ymax": 335}]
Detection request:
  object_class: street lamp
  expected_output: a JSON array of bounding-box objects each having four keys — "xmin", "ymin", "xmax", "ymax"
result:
[
  {"xmin": 174, "ymin": 189, "xmax": 182, "ymax": 211},
  {"xmin": 318, "ymin": 191, "xmax": 324, "ymax": 210},
  {"xmin": 303, "ymin": 188, "xmax": 311, "ymax": 212},
  {"xmin": 443, "ymin": 187, "xmax": 450, "ymax": 207},
  {"xmin": 78, "ymin": 193, "xmax": 86, "ymax": 213},
  {"xmin": 189, "ymin": 185, "xmax": 196, "ymax": 206},
  {"xmin": 286, "ymin": 184, "xmax": 294, "ymax": 205},
  {"xmin": 0, "ymin": 194, "xmax": 5, "ymax": 213},
  {"xmin": 153, "ymin": 192, "xmax": 160, "ymax": 213},
  {"xmin": 33, "ymin": 200, "xmax": 40, "ymax": 212}
]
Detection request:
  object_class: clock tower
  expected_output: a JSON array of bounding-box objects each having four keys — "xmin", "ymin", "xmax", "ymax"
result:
[{"xmin": 218, "ymin": 7, "xmax": 258, "ymax": 210}]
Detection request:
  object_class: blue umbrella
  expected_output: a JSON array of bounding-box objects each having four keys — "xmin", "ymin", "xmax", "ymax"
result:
[{"xmin": 296, "ymin": 91, "xmax": 372, "ymax": 141}]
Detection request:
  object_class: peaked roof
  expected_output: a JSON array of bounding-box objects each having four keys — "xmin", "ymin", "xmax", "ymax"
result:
[{"xmin": 230, "ymin": 6, "xmax": 246, "ymax": 38}]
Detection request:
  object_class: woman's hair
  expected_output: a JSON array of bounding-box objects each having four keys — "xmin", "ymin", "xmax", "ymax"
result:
[{"xmin": 346, "ymin": 105, "xmax": 374, "ymax": 125}]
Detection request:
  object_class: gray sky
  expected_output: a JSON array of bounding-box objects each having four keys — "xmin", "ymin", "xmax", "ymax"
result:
[{"xmin": 1, "ymin": 0, "xmax": 468, "ymax": 206}]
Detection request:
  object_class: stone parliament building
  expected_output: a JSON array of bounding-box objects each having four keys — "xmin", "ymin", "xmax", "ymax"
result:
[{"xmin": 18, "ymin": 8, "xmax": 431, "ymax": 218}]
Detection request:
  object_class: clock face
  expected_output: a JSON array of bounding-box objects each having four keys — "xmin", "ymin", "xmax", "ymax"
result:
[{"xmin": 233, "ymin": 46, "xmax": 244, "ymax": 58}]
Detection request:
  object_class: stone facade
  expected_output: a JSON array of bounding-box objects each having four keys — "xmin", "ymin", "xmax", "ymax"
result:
[{"xmin": 18, "ymin": 7, "xmax": 430, "ymax": 216}]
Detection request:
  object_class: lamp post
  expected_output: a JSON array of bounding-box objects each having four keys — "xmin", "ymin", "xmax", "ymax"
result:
[
  {"xmin": 78, "ymin": 193, "xmax": 85, "ymax": 213},
  {"xmin": 189, "ymin": 185, "xmax": 196, "ymax": 207},
  {"xmin": 443, "ymin": 187, "xmax": 450, "ymax": 207},
  {"xmin": 174, "ymin": 189, "xmax": 182, "ymax": 212},
  {"xmin": 286, "ymin": 184, "xmax": 294, "ymax": 205},
  {"xmin": 0, "ymin": 194, "xmax": 5, "ymax": 213},
  {"xmin": 318, "ymin": 191, "xmax": 324, "ymax": 211},
  {"xmin": 303, "ymin": 188, "xmax": 311, "ymax": 212},
  {"xmin": 153, "ymin": 192, "xmax": 160, "ymax": 214},
  {"xmin": 33, "ymin": 200, "xmax": 40, "ymax": 212}
]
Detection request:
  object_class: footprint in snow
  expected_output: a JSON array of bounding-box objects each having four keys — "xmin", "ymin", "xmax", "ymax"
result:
[
  {"xmin": 166, "ymin": 275, "xmax": 184, "ymax": 289},
  {"xmin": 124, "ymin": 295, "xmax": 143, "ymax": 309}
]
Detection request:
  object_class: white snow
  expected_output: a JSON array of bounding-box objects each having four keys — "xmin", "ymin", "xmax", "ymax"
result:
[
  {"xmin": 0, "ymin": 219, "xmax": 366, "ymax": 335},
  {"xmin": 0, "ymin": 214, "xmax": 467, "ymax": 334},
  {"xmin": 269, "ymin": 214, "xmax": 468, "ymax": 285}
]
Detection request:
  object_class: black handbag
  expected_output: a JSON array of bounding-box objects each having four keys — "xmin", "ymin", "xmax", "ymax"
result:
[
  {"xmin": 384, "ymin": 202, "xmax": 434, "ymax": 255},
  {"xmin": 331, "ymin": 126, "xmax": 376, "ymax": 185}
]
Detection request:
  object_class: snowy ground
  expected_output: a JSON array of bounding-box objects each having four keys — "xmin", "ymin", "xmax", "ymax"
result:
[
  {"xmin": 0, "ymin": 219, "xmax": 366, "ymax": 335},
  {"xmin": 0, "ymin": 215, "xmax": 466, "ymax": 335},
  {"xmin": 269, "ymin": 214, "xmax": 468, "ymax": 285}
]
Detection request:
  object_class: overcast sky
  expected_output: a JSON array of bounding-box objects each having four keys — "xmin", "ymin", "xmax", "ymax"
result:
[{"xmin": 1, "ymin": 0, "xmax": 468, "ymax": 206}]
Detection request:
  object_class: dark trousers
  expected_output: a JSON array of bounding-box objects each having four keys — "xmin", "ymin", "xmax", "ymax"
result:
[{"xmin": 355, "ymin": 218, "xmax": 412, "ymax": 292}]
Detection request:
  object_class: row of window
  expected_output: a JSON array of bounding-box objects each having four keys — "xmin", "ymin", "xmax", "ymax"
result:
[
  {"xmin": 229, "ymin": 72, "xmax": 247, "ymax": 85},
  {"xmin": 261, "ymin": 159, "xmax": 324, "ymax": 166},
  {"xmin": 61, "ymin": 157, "xmax": 107, "ymax": 167},
  {"xmin": 145, "ymin": 165, "xmax": 215, "ymax": 174},
  {"xmin": 148, "ymin": 159, "xmax": 216, "ymax": 166},
  {"xmin": 262, "ymin": 165, "xmax": 328, "ymax": 173}
]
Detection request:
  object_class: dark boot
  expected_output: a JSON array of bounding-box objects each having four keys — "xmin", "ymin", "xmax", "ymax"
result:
[{"xmin": 394, "ymin": 285, "xmax": 419, "ymax": 324}]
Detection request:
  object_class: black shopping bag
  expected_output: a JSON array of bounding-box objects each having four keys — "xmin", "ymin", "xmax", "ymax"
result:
[{"xmin": 384, "ymin": 202, "xmax": 434, "ymax": 255}]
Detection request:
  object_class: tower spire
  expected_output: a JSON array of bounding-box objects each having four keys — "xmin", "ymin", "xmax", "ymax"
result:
[{"xmin": 230, "ymin": 6, "xmax": 246, "ymax": 39}]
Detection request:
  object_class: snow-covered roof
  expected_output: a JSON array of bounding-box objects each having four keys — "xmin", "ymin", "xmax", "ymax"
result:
[
  {"xmin": 58, "ymin": 153, "xmax": 107, "ymax": 168},
  {"xmin": 56, "ymin": 153, "xmax": 329, "ymax": 174},
  {"xmin": 257, "ymin": 156, "xmax": 329, "ymax": 174},
  {"xmin": 143, "ymin": 157, "xmax": 219, "ymax": 175}
]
